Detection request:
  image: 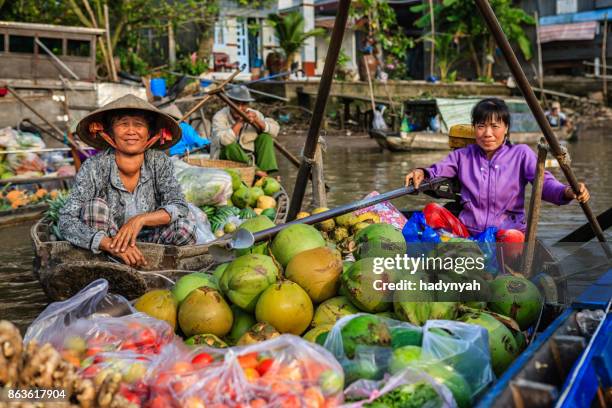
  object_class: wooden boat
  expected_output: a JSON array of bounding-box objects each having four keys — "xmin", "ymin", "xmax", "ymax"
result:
[
  {"xmin": 371, "ymin": 127, "xmax": 574, "ymax": 152},
  {"xmin": 31, "ymin": 188, "xmax": 289, "ymax": 302},
  {"xmin": 0, "ymin": 174, "xmax": 74, "ymax": 228}
]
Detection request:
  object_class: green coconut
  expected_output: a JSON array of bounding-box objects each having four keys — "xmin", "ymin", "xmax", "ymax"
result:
[
  {"xmin": 248, "ymin": 186, "xmax": 265, "ymax": 207},
  {"xmin": 458, "ymin": 311, "xmax": 519, "ymax": 376},
  {"xmin": 341, "ymin": 258, "xmax": 393, "ymax": 313},
  {"xmin": 211, "ymin": 263, "xmax": 230, "ymax": 284},
  {"xmin": 303, "ymin": 324, "xmax": 333, "ymax": 343},
  {"xmin": 236, "ymin": 322, "xmax": 281, "ymax": 345},
  {"xmin": 429, "ymin": 302, "xmax": 460, "ymax": 320},
  {"xmin": 178, "ymin": 287, "xmax": 233, "ymax": 338},
  {"xmin": 262, "ymin": 177, "xmax": 281, "ymax": 196},
  {"xmin": 354, "ymin": 223, "xmax": 407, "ymax": 260},
  {"xmin": 172, "ymin": 273, "xmax": 219, "ymax": 304},
  {"xmin": 286, "ymin": 247, "xmax": 343, "ymax": 303},
  {"xmin": 232, "ymin": 185, "xmax": 250, "ymax": 209},
  {"xmin": 255, "ymin": 281, "xmax": 314, "ymax": 335},
  {"xmin": 488, "ymin": 275, "xmax": 543, "ymax": 330},
  {"xmin": 415, "ymin": 361, "xmax": 472, "ymax": 408},
  {"xmin": 134, "ymin": 289, "xmax": 178, "ymax": 330},
  {"xmin": 219, "ymin": 254, "xmax": 279, "ymax": 312},
  {"xmin": 270, "ymin": 224, "xmax": 326, "ymax": 266},
  {"xmin": 388, "ymin": 345, "xmax": 423, "ymax": 374},
  {"xmin": 340, "ymin": 315, "xmax": 391, "ymax": 358},
  {"xmin": 225, "ymin": 305, "xmax": 257, "ymax": 345},
  {"xmin": 312, "ymin": 296, "xmax": 359, "ymax": 327},
  {"xmin": 225, "ymin": 169, "xmax": 243, "ymax": 191},
  {"xmin": 236, "ymin": 215, "xmax": 276, "ymax": 255}
]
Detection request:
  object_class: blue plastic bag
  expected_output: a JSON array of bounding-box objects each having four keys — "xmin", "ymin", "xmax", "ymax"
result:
[
  {"xmin": 471, "ymin": 226, "xmax": 500, "ymax": 275},
  {"xmin": 403, "ymin": 212, "xmax": 441, "ymax": 257},
  {"xmin": 170, "ymin": 122, "xmax": 210, "ymax": 156}
]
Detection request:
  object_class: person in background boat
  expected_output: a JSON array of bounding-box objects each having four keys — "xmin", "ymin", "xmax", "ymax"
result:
[
  {"xmin": 59, "ymin": 94, "xmax": 197, "ymax": 267},
  {"xmin": 211, "ymin": 85, "xmax": 280, "ymax": 172},
  {"xmin": 545, "ymin": 101, "xmax": 568, "ymax": 128},
  {"xmin": 404, "ymin": 98, "xmax": 589, "ymax": 257}
]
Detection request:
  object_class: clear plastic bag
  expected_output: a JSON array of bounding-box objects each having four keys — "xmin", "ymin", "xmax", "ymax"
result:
[
  {"xmin": 323, "ymin": 314, "xmax": 423, "ymax": 385},
  {"xmin": 24, "ymin": 279, "xmax": 134, "ymax": 345},
  {"xmin": 343, "ymin": 367, "xmax": 457, "ymax": 408},
  {"xmin": 187, "ymin": 203, "xmax": 216, "ymax": 244},
  {"xmin": 148, "ymin": 335, "xmax": 345, "ymax": 407},
  {"xmin": 175, "ymin": 164, "xmax": 233, "ymax": 206},
  {"xmin": 422, "ymin": 320, "xmax": 494, "ymax": 397}
]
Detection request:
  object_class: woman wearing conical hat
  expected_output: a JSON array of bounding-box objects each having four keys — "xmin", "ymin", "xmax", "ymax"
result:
[{"xmin": 58, "ymin": 94, "xmax": 197, "ymax": 267}]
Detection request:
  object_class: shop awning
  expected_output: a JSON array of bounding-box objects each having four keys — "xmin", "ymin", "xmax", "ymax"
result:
[{"xmin": 538, "ymin": 21, "xmax": 598, "ymax": 43}]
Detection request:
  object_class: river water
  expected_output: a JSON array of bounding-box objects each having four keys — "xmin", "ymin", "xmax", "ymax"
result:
[{"xmin": 1, "ymin": 127, "xmax": 610, "ymax": 332}]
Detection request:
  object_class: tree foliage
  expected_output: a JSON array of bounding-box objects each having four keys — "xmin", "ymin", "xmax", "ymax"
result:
[
  {"xmin": 411, "ymin": 0, "xmax": 534, "ymax": 79},
  {"xmin": 267, "ymin": 11, "xmax": 325, "ymax": 70}
]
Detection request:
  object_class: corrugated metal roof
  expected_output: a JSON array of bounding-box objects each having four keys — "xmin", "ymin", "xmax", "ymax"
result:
[{"xmin": 0, "ymin": 21, "xmax": 105, "ymax": 35}]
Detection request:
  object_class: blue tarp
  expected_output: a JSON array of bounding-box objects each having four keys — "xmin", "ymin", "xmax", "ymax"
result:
[
  {"xmin": 169, "ymin": 122, "xmax": 210, "ymax": 156},
  {"xmin": 540, "ymin": 8, "xmax": 612, "ymax": 26}
]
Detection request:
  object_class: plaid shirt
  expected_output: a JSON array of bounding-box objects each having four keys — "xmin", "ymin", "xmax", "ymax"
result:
[{"xmin": 59, "ymin": 149, "xmax": 190, "ymax": 253}]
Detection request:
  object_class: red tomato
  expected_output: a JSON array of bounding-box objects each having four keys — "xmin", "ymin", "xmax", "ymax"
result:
[
  {"xmin": 191, "ymin": 352, "xmax": 214, "ymax": 366},
  {"xmin": 256, "ymin": 358, "xmax": 274, "ymax": 376},
  {"xmin": 237, "ymin": 352, "xmax": 259, "ymax": 369}
]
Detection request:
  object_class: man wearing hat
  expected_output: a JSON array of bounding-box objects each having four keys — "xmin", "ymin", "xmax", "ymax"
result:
[
  {"xmin": 212, "ymin": 85, "xmax": 280, "ymax": 172},
  {"xmin": 58, "ymin": 94, "xmax": 197, "ymax": 267},
  {"xmin": 545, "ymin": 101, "xmax": 568, "ymax": 128}
]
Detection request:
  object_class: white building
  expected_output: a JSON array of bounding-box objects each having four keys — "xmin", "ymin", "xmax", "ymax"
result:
[{"xmin": 211, "ymin": 0, "xmax": 359, "ymax": 77}]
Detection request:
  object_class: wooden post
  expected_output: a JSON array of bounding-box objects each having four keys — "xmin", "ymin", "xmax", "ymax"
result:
[
  {"xmin": 60, "ymin": 79, "xmax": 82, "ymax": 171},
  {"xmin": 534, "ymin": 11, "xmax": 544, "ymax": 102},
  {"xmin": 103, "ymin": 5, "xmax": 118, "ymax": 82},
  {"xmin": 168, "ymin": 23, "xmax": 177, "ymax": 68},
  {"xmin": 311, "ymin": 141, "xmax": 327, "ymax": 208},
  {"xmin": 602, "ymin": 14, "xmax": 608, "ymax": 101},
  {"xmin": 523, "ymin": 141, "xmax": 547, "ymax": 276},
  {"xmin": 363, "ymin": 56, "xmax": 377, "ymax": 114},
  {"xmin": 429, "ymin": 0, "xmax": 435, "ymax": 77}
]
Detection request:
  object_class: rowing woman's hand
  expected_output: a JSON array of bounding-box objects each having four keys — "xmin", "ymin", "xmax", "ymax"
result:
[
  {"xmin": 405, "ymin": 169, "xmax": 425, "ymax": 189},
  {"xmin": 564, "ymin": 182, "xmax": 590, "ymax": 203}
]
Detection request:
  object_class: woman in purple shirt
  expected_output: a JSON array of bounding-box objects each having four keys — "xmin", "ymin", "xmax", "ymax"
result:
[{"xmin": 404, "ymin": 98, "xmax": 589, "ymax": 244}]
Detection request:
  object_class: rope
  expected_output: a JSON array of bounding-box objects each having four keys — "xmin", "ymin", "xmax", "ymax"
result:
[{"xmin": 537, "ymin": 138, "xmax": 571, "ymax": 166}]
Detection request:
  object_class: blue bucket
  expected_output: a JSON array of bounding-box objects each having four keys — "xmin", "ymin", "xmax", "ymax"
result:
[
  {"xmin": 200, "ymin": 79, "xmax": 213, "ymax": 88},
  {"xmin": 150, "ymin": 78, "xmax": 167, "ymax": 98}
]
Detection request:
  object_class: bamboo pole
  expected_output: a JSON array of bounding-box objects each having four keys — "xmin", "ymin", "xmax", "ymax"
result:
[
  {"xmin": 288, "ymin": 0, "xmax": 351, "ymax": 220},
  {"xmin": 534, "ymin": 11, "xmax": 544, "ymax": 102},
  {"xmin": 82, "ymin": 0, "xmax": 113, "ymax": 80},
  {"xmin": 523, "ymin": 142, "xmax": 547, "ymax": 276},
  {"xmin": 602, "ymin": 14, "xmax": 608, "ymax": 101},
  {"xmin": 474, "ymin": 0, "xmax": 611, "ymax": 258},
  {"xmin": 312, "ymin": 143, "xmax": 327, "ymax": 208},
  {"xmin": 429, "ymin": 0, "xmax": 435, "ymax": 77},
  {"xmin": 103, "ymin": 5, "xmax": 118, "ymax": 82}
]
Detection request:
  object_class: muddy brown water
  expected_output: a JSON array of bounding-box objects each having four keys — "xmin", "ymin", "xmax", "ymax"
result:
[{"xmin": 1, "ymin": 127, "xmax": 610, "ymax": 333}]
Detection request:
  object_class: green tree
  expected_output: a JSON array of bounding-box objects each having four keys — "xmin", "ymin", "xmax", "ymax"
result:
[
  {"xmin": 267, "ymin": 11, "xmax": 325, "ymax": 72},
  {"xmin": 350, "ymin": 0, "xmax": 413, "ymax": 63},
  {"xmin": 411, "ymin": 0, "xmax": 534, "ymax": 79}
]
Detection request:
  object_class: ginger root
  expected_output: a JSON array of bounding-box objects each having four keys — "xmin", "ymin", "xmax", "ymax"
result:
[{"xmin": 0, "ymin": 320, "xmax": 24, "ymax": 387}]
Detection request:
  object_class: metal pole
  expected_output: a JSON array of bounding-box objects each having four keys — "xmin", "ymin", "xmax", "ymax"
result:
[
  {"xmin": 474, "ymin": 0, "xmax": 611, "ymax": 257},
  {"xmin": 288, "ymin": 0, "xmax": 351, "ymax": 220}
]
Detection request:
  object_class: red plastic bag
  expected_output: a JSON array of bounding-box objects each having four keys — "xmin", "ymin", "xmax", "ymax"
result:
[{"xmin": 423, "ymin": 203, "xmax": 469, "ymax": 238}]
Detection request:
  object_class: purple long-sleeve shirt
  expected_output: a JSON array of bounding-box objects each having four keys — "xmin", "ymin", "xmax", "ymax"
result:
[{"xmin": 425, "ymin": 143, "xmax": 571, "ymax": 235}]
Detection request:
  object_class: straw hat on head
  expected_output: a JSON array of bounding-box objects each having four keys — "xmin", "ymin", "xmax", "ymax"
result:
[{"xmin": 76, "ymin": 94, "xmax": 181, "ymax": 150}]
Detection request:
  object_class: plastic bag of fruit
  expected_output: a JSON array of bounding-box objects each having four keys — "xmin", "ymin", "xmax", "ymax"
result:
[
  {"xmin": 174, "ymin": 162, "xmax": 233, "ymax": 206},
  {"xmin": 322, "ymin": 314, "xmax": 423, "ymax": 386},
  {"xmin": 24, "ymin": 279, "xmax": 135, "ymax": 345},
  {"xmin": 148, "ymin": 335, "xmax": 345, "ymax": 407},
  {"xmin": 342, "ymin": 366, "xmax": 457, "ymax": 408},
  {"xmin": 421, "ymin": 320, "xmax": 494, "ymax": 397},
  {"xmin": 187, "ymin": 203, "xmax": 216, "ymax": 244}
]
